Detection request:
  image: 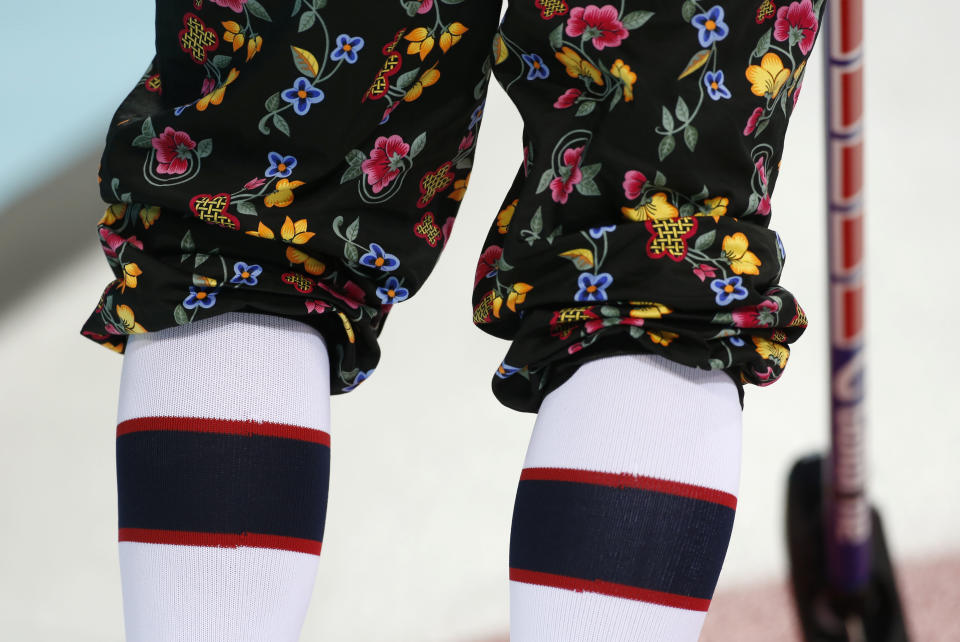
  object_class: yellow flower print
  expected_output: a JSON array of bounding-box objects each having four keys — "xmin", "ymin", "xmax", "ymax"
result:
[
  {"xmin": 139, "ymin": 205, "xmax": 161, "ymax": 229},
  {"xmin": 246, "ymin": 35, "xmax": 262, "ymax": 62},
  {"xmin": 497, "ymin": 198, "xmax": 518, "ymax": 234},
  {"xmin": 116, "ymin": 304, "xmax": 146, "ymax": 334},
  {"xmin": 621, "ymin": 192, "xmax": 678, "ymax": 222},
  {"xmin": 556, "ymin": 46, "xmax": 603, "ymax": 86},
  {"xmin": 627, "ymin": 301, "xmax": 673, "ymax": 319},
  {"xmin": 745, "ymin": 53, "xmax": 791, "ymax": 98},
  {"xmin": 648, "ymin": 329, "xmax": 679, "ymax": 346},
  {"xmin": 264, "ymin": 179, "xmax": 305, "ymax": 208},
  {"xmin": 100, "ymin": 203, "xmax": 127, "ymax": 227},
  {"xmin": 120, "ymin": 262, "xmax": 142, "ymax": 292},
  {"xmin": 280, "ymin": 217, "xmax": 315, "ymax": 244},
  {"xmin": 404, "ymin": 28, "xmax": 435, "ymax": 61},
  {"xmin": 285, "ymin": 247, "xmax": 326, "ymax": 275},
  {"xmin": 222, "ymin": 21, "xmax": 244, "ymax": 51},
  {"xmin": 492, "ymin": 295, "xmax": 504, "ymax": 318},
  {"xmin": 245, "ymin": 222, "xmax": 275, "ymax": 240},
  {"xmin": 506, "ymin": 282, "xmax": 533, "ymax": 312},
  {"xmin": 337, "ymin": 311, "xmax": 356, "ymax": 344},
  {"xmin": 439, "ymin": 22, "xmax": 467, "ymax": 53},
  {"xmin": 492, "ymin": 33, "xmax": 509, "ymax": 64},
  {"xmin": 789, "ymin": 59, "xmax": 806, "ymax": 96},
  {"xmin": 722, "ymin": 232, "xmax": 762, "ymax": 275},
  {"xmin": 448, "ymin": 172, "xmax": 470, "ymax": 201},
  {"xmin": 404, "ymin": 65, "xmax": 441, "ymax": 102},
  {"xmin": 196, "ymin": 67, "xmax": 239, "ymax": 111},
  {"xmin": 752, "ymin": 335, "xmax": 789, "ymax": 368},
  {"xmin": 609, "ymin": 58, "xmax": 636, "ymax": 102},
  {"xmin": 696, "ymin": 196, "xmax": 729, "ymax": 222},
  {"xmin": 103, "ymin": 342, "xmax": 124, "ymax": 353}
]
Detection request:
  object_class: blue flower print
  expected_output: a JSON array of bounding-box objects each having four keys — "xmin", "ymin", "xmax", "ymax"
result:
[
  {"xmin": 775, "ymin": 230, "xmax": 786, "ymax": 262},
  {"xmin": 230, "ymin": 262, "xmax": 262, "ymax": 286},
  {"xmin": 183, "ymin": 286, "xmax": 220, "ymax": 310},
  {"xmin": 710, "ymin": 276, "xmax": 749, "ymax": 306},
  {"xmin": 522, "ymin": 53, "xmax": 549, "ymax": 80},
  {"xmin": 359, "ymin": 243, "xmax": 400, "ymax": 271},
  {"xmin": 691, "ymin": 6, "xmax": 729, "ymax": 47},
  {"xmin": 376, "ymin": 276, "xmax": 409, "ymax": 304},
  {"xmin": 281, "ymin": 77, "xmax": 325, "ymax": 116},
  {"xmin": 729, "ymin": 336, "xmax": 745, "ymax": 347},
  {"xmin": 495, "ymin": 361, "xmax": 521, "ymax": 379},
  {"xmin": 704, "ymin": 70, "xmax": 731, "ymax": 100},
  {"xmin": 575, "ymin": 272, "xmax": 613, "ymax": 302},
  {"xmin": 588, "ymin": 225, "xmax": 616, "ymax": 239},
  {"xmin": 343, "ymin": 369, "xmax": 374, "ymax": 392},
  {"xmin": 331, "ymin": 34, "xmax": 364, "ymax": 64},
  {"xmin": 265, "ymin": 152, "xmax": 297, "ymax": 178},
  {"xmin": 469, "ymin": 101, "xmax": 485, "ymax": 130}
]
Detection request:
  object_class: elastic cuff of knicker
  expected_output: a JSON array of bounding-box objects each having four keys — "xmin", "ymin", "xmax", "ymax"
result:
[
  {"xmin": 80, "ymin": 278, "xmax": 386, "ymax": 397},
  {"xmin": 489, "ymin": 317, "xmax": 748, "ymax": 414}
]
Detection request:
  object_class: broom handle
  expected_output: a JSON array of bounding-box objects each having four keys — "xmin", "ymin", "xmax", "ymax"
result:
[{"xmin": 823, "ymin": 0, "xmax": 869, "ymax": 593}]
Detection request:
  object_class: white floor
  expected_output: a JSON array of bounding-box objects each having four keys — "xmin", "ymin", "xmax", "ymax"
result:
[{"xmin": 2, "ymin": 4, "xmax": 959, "ymax": 640}]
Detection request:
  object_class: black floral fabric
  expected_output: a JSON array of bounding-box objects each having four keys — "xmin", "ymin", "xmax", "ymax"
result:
[{"xmin": 82, "ymin": 0, "xmax": 826, "ymax": 412}]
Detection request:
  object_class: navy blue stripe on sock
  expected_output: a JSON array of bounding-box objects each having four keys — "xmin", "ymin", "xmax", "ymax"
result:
[
  {"xmin": 117, "ymin": 417, "xmax": 329, "ymax": 554},
  {"xmin": 510, "ymin": 468, "xmax": 735, "ymax": 608}
]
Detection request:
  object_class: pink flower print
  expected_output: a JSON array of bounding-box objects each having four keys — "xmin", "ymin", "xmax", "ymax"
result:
[
  {"xmin": 342, "ymin": 280, "xmax": 366, "ymax": 305},
  {"xmin": 744, "ymin": 107, "xmax": 763, "ymax": 135},
  {"xmin": 585, "ymin": 316, "xmax": 643, "ymax": 335},
  {"xmin": 755, "ymin": 155, "xmax": 768, "ymax": 188},
  {"xmin": 458, "ymin": 131, "xmax": 474, "ymax": 151},
  {"xmin": 774, "ymin": 0, "xmax": 819, "ymax": 55},
  {"xmin": 622, "ymin": 170, "xmax": 647, "ymax": 200},
  {"xmin": 441, "ymin": 216, "xmax": 455, "ymax": 249},
  {"xmin": 565, "ymin": 4, "xmax": 629, "ymax": 50},
  {"xmin": 794, "ymin": 81, "xmax": 804, "ymax": 108},
  {"xmin": 244, "ymin": 177, "xmax": 266, "ymax": 190},
  {"xmin": 692, "ymin": 263, "xmax": 717, "ymax": 282},
  {"xmin": 475, "ymin": 245, "xmax": 502, "ymax": 288},
  {"xmin": 201, "ymin": 77, "xmax": 216, "ymax": 96},
  {"xmin": 549, "ymin": 146, "xmax": 585, "ymax": 204},
  {"xmin": 305, "ymin": 300, "xmax": 331, "ymax": 315},
  {"xmin": 99, "ymin": 229, "xmax": 143, "ymax": 258},
  {"xmin": 732, "ymin": 299, "xmax": 780, "ymax": 328},
  {"xmin": 568, "ymin": 342, "xmax": 585, "ymax": 355},
  {"xmin": 209, "ymin": 0, "xmax": 247, "ymax": 13},
  {"xmin": 361, "ymin": 135, "xmax": 411, "ymax": 193},
  {"xmin": 752, "ymin": 365, "xmax": 776, "ymax": 383},
  {"xmin": 380, "ymin": 101, "xmax": 401, "ymax": 124},
  {"xmin": 415, "ymin": 0, "xmax": 433, "ymax": 14},
  {"xmin": 554, "ymin": 88, "xmax": 582, "ymax": 109},
  {"xmin": 757, "ymin": 193, "xmax": 771, "ymax": 215},
  {"xmin": 151, "ymin": 127, "xmax": 196, "ymax": 175},
  {"xmin": 314, "ymin": 279, "xmax": 364, "ymax": 310}
]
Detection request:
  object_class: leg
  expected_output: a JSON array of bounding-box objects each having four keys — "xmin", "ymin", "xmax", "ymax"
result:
[
  {"xmin": 116, "ymin": 312, "xmax": 330, "ymax": 641},
  {"xmin": 510, "ymin": 353, "xmax": 741, "ymax": 641},
  {"xmin": 85, "ymin": 3, "xmax": 509, "ymax": 637},
  {"xmin": 474, "ymin": 4, "xmax": 827, "ymax": 633}
]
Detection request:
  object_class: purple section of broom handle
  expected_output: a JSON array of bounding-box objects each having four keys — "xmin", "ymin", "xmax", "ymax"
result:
[{"xmin": 823, "ymin": 0, "xmax": 871, "ymax": 593}]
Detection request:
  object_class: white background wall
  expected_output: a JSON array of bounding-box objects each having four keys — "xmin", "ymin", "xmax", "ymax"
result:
[{"xmin": 1, "ymin": 2, "xmax": 958, "ymax": 640}]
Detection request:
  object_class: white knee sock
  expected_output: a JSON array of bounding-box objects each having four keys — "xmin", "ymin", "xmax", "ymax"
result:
[
  {"xmin": 509, "ymin": 353, "xmax": 742, "ymax": 642},
  {"xmin": 116, "ymin": 312, "xmax": 331, "ymax": 642}
]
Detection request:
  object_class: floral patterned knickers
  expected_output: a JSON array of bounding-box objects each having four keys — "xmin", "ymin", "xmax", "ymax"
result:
[{"xmin": 82, "ymin": 0, "xmax": 826, "ymax": 413}]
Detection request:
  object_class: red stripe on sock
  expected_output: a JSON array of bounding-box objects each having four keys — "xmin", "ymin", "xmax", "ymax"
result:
[
  {"xmin": 519, "ymin": 467, "xmax": 737, "ymax": 510},
  {"xmin": 118, "ymin": 528, "xmax": 322, "ymax": 556},
  {"xmin": 509, "ymin": 568, "xmax": 711, "ymax": 612},
  {"xmin": 116, "ymin": 416, "xmax": 330, "ymax": 446}
]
